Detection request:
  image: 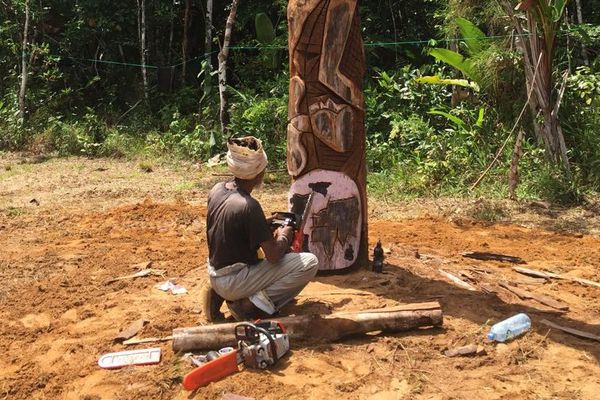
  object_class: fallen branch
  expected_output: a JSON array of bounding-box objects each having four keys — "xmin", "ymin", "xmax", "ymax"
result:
[
  {"xmin": 540, "ymin": 319, "xmax": 600, "ymax": 342},
  {"xmin": 173, "ymin": 302, "xmax": 443, "ymax": 352}
]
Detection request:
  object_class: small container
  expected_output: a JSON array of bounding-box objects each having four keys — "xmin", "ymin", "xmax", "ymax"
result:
[{"xmin": 487, "ymin": 313, "xmax": 531, "ymax": 342}]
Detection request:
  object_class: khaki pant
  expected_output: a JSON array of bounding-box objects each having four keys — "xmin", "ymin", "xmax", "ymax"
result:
[{"xmin": 208, "ymin": 252, "xmax": 319, "ymax": 315}]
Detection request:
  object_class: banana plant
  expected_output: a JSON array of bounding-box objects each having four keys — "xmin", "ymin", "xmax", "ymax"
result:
[
  {"xmin": 255, "ymin": 12, "xmax": 279, "ymax": 69},
  {"xmin": 417, "ymin": 17, "xmax": 487, "ymax": 91}
]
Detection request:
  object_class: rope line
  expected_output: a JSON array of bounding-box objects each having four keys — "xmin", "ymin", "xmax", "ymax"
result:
[{"xmin": 49, "ymin": 28, "xmax": 595, "ymax": 70}]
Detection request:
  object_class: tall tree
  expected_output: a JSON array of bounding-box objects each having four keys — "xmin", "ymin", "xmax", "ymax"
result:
[
  {"xmin": 574, "ymin": 0, "xmax": 589, "ymax": 65},
  {"xmin": 182, "ymin": 0, "xmax": 191, "ymax": 84},
  {"xmin": 137, "ymin": 0, "xmax": 149, "ymax": 101},
  {"xmin": 218, "ymin": 0, "xmax": 240, "ymax": 135},
  {"xmin": 18, "ymin": 0, "xmax": 30, "ymax": 120},
  {"xmin": 203, "ymin": 0, "xmax": 214, "ymax": 98},
  {"xmin": 502, "ymin": 0, "xmax": 571, "ymax": 174}
]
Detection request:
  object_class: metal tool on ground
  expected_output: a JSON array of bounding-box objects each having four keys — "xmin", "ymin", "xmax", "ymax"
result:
[
  {"xmin": 98, "ymin": 348, "xmax": 161, "ymax": 369},
  {"xmin": 182, "ymin": 321, "xmax": 289, "ymax": 391}
]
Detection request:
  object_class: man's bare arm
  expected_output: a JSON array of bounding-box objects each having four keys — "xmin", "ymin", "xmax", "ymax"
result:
[{"xmin": 261, "ymin": 226, "xmax": 294, "ymax": 264}]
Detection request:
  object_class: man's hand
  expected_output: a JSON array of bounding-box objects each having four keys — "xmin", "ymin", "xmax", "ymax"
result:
[{"xmin": 261, "ymin": 225, "xmax": 294, "ymax": 264}]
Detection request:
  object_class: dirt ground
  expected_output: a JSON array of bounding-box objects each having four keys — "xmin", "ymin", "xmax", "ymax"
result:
[{"xmin": 1, "ymin": 155, "xmax": 599, "ymax": 400}]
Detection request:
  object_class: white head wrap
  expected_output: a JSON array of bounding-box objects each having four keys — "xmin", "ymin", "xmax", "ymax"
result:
[{"xmin": 226, "ymin": 136, "xmax": 268, "ymax": 180}]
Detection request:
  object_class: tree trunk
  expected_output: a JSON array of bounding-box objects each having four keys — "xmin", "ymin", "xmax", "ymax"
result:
[
  {"xmin": 18, "ymin": 0, "xmax": 30, "ymax": 121},
  {"xmin": 574, "ymin": 0, "xmax": 589, "ymax": 65},
  {"xmin": 218, "ymin": 0, "xmax": 240, "ymax": 135},
  {"xmin": 508, "ymin": 129, "xmax": 525, "ymax": 200},
  {"xmin": 137, "ymin": 0, "xmax": 149, "ymax": 101},
  {"xmin": 182, "ymin": 0, "xmax": 191, "ymax": 84},
  {"xmin": 203, "ymin": 0, "xmax": 214, "ymax": 98},
  {"xmin": 173, "ymin": 302, "xmax": 443, "ymax": 352}
]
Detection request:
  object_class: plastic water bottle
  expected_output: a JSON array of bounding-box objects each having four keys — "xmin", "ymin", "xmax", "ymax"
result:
[{"xmin": 487, "ymin": 313, "xmax": 531, "ymax": 342}]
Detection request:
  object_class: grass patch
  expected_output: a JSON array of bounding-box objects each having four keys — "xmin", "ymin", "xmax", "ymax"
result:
[
  {"xmin": 138, "ymin": 160, "xmax": 154, "ymax": 173},
  {"xmin": 467, "ymin": 199, "xmax": 508, "ymax": 224}
]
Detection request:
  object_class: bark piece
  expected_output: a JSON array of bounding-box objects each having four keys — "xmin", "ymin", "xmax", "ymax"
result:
[
  {"xmin": 513, "ymin": 266, "xmax": 600, "ymax": 288},
  {"xmin": 540, "ymin": 319, "xmax": 600, "ymax": 342},
  {"xmin": 173, "ymin": 302, "xmax": 443, "ymax": 352},
  {"xmin": 498, "ymin": 282, "xmax": 569, "ymax": 311},
  {"xmin": 439, "ymin": 270, "xmax": 478, "ymax": 291},
  {"xmin": 444, "ymin": 344, "xmax": 485, "ymax": 357},
  {"xmin": 114, "ymin": 319, "xmax": 149, "ymax": 342},
  {"xmin": 462, "ymin": 252, "xmax": 525, "ymax": 264},
  {"xmin": 223, "ymin": 394, "xmax": 255, "ymax": 400}
]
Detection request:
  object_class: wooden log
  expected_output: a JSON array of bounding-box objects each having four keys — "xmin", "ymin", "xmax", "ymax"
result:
[
  {"xmin": 172, "ymin": 302, "xmax": 442, "ymax": 352},
  {"xmin": 439, "ymin": 269, "xmax": 478, "ymax": 291}
]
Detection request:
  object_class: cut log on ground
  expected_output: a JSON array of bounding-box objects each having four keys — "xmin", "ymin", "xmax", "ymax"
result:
[{"xmin": 173, "ymin": 302, "xmax": 443, "ymax": 352}]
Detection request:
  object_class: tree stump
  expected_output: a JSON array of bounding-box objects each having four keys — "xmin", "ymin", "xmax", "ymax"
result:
[{"xmin": 287, "ymin": 0, "xmax": 367, "ymax": 271}]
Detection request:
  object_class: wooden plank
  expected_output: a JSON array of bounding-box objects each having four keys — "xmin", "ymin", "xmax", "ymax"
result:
[
  {"xmin": 463, "ymin": 251, "xmax": 525, "ymax": 264},
  {"xmin": 439, "ymin": 270, "xmax": 478, "ymax": 291},
  {"xmin": 498, "ymin": 282, "xmax": 569, "ymax": 311},
  {"xmin": 540, "ymin": 319, "xmax": 600, "ymax": 342},
  {"xmin": 513, "ymin": 266, "xmax": 600, "ymax": 288}
]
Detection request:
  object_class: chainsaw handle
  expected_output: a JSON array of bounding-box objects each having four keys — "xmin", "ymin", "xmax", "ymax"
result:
[{"xmin": 182, "ymin": 350, "xmax": 240, "ymax": 391}]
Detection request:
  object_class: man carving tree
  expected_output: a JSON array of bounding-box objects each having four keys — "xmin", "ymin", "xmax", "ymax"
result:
[{"xmin": 202, "ymin": 136, "xmax": 319, "ymax": 322}]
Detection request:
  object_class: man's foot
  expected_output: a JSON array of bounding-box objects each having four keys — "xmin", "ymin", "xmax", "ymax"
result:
[
  {"xmin": 201, "ymin": 286, "xmax": 225, "ymax": 322},
  {"xmin": 226, "ymin": 298, "xmax": 270, "ymax": 321}
]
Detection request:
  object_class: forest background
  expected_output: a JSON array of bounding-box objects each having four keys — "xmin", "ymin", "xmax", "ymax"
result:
[{"xmin": 1, "ymin": 0, "xmax": 599, "ymax": 204}]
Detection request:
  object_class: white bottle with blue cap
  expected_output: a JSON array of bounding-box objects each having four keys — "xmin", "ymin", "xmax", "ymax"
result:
[{"xmin": 487, "ymin": 313, "xmax": 532, "ymax": 342}]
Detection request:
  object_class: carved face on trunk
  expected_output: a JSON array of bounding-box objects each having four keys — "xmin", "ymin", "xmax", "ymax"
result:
[{"xmin": 287, "ymin": 0, "xmax": 367, "ymax": 270}]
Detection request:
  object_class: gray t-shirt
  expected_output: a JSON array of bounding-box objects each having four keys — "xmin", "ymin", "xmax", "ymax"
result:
[{"xmin": 207, "ymin": 182, "xmax": 272, "ymax": 269}]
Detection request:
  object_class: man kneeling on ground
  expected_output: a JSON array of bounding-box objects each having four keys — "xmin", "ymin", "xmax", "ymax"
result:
[{"xmin": 202, "ymin": 136, "xmax": 319, "ymax": 321}]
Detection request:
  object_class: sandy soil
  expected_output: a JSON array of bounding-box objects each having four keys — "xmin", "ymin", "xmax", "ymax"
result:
[{"xmin": 1, "ymin": 155, "xmax": 599, "ymax": 400}]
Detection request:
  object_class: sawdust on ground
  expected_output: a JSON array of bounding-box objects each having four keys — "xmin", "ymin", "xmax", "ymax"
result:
[{"xmin": 1, "ymin": 155, "xmax": 599, "ymax": 400}]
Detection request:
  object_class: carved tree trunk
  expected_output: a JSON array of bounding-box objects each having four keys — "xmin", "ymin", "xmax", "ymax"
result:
[
  {"xmin": 18, "ymin": 0, "xmax": 30, "ymax": 120},
  {"xmin": 508, "ymin": 129, "xmax": 525, "ymax": 200},
  {"xmin": 287, "ymin": 0, "xmax": 368, "ymax": 271},
  {"xmin": 182, "ymin": 0, "xmax": 191, "ymax": 84},
  {"xmin": 218, "ymin": 0, "xmax": 240, "ymax": 135}
]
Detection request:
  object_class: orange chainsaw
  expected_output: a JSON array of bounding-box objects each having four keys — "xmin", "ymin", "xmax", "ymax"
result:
[{"xmin": 182, "ymin": 321, "xmax": 289, "ymax": 391}]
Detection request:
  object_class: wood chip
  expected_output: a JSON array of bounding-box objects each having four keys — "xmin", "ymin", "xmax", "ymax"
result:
[
  {"xmin": 498, "ymin": 282, "xmax": 569, "ymax": 311},
  {"xmin": 540, "ymin": 319, "xmax": 600, "ymax": 342},
  {"xmin": 439, "ymin": 270, "xmax": 478, "ymax": 291},
  {"xmin": 463, "ymin": 251, "xmax": 525, "ymax": 264},
  {"xmin": 114, "ymin": 319, "xmax": 149, "ymax": 342},
  {"xmin": 222, "ymin": 394, "xmax": 255, "ymax": 400},
  {"xmin": 444, "ymin": 344, "xmax": 485, "ymax": 357}
]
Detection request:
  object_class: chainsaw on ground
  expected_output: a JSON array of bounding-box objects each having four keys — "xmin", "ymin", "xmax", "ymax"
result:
[
  {"xmin": 270, "ymin": 191, "xmax": 314, "ymax": 253},
  {"xmin": 182, "ymin": 321, "xmax": 290, "ymax": 391}
]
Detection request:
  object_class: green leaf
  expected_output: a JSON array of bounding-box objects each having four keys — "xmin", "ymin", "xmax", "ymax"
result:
[
  {"xmin": 429, "ymin": 48, "xmax": 474, "ymax": 79},
  {"xmin": 428, "ymin": 110, "xmax": 466, "ymax": 127},
  {"xmin": 551, "ymin": 0, "xmax": 568, "ymax": 22},
  {"xmin": 455, "ymin": 17, "xmax": 486, "ymax": 55},
  {"xmin": 416, "ymin": 75, "xmax": 480, "ymax": 92},
  {"xmin": 476, "ymin": 107, "xmax": 485, "ymax": 127},
  {"xmin": 255, "ymin": 13, "xmax": 275, "ymax": 44}
]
